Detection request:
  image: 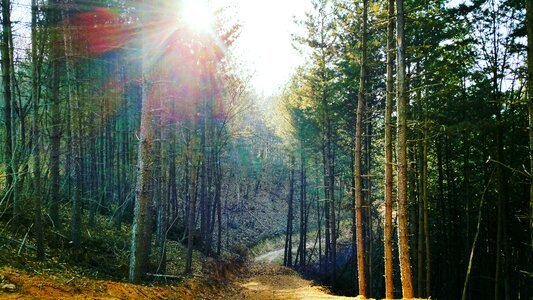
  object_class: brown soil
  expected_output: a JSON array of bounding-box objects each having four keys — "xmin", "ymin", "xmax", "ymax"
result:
[
  {"xmin": 0, "ymin": 262, "xmax": 362, "ymax": 299},
  {"xmin": 0, "ymin": 265, "xmax": 235, "ymax": 299},
  {"xmin": 227, "ymin": 263, "xmax": 360, "ymax": 300}
]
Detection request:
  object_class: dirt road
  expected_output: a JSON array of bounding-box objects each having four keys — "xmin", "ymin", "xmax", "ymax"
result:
[{"xmin": 230, "ymin": 263, "xmax": 359, "ymax": 300}]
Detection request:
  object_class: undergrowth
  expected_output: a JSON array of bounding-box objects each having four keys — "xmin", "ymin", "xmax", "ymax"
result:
[{"xmin": 0, "ymin": 206, "xmax": 204, "ymax": 285}]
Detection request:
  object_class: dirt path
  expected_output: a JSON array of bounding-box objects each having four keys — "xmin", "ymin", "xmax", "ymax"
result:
[
  {"xmin": 254, "ymin": 248, "xmax": 285, "ymax": 263},
  {"xmin": 230, "ymin": 263, "xmax": 359, "ymax": 300},
  {"xmin": 254, "ymin": 243, "xmax": 315, "ymax": 264}
]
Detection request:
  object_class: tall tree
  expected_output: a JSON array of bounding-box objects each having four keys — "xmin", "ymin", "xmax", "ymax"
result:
[
  {"xmin": 383, "ymin": 0, "xmax": 395, "ymax": 297},
  {"xmin": 1, "ymin": 0, "xmax": 14, "ymax": 223},
  {"xmin": 284, "ymin": 155, "xmax": 295, "ymax": 267},
  {"xmin": 48, "ymin": 0, "xmax": 62, "ymax": 229},
  {"xmin": 129, "ymin": 3, "xmax": 154, "ymax": 282},
  {"xmin": 527, "ymin": 0, "xmax": 533, "ymax": 252},
  {"xmin": 354, "ymin": 0, "xmax": 368, "ymax": 296},
  {"xmin": 31, "ymin": 0, "xmax": 45, "ymax": 260},
  {"xmin": 396, "ymin": 0, "xmax": 414, "ymax": 297}
]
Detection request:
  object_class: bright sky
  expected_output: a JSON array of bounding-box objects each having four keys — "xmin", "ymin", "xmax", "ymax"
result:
[
  {"xmin": 11, "ymin": 0, "xmax": 310, "ymax": 95},
  {"xmin": 214, "ymin": 0, "xmax": 312, "ymax": 95}
]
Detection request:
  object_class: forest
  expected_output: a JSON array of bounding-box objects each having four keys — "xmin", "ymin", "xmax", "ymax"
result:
[{"xmin": 0, "ymin": 0, "xmax": 532, "ymax": 299}]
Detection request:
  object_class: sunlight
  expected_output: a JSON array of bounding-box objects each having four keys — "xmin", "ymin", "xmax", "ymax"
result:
[{"xmin": 179, "ymin": 0, "xmax": 213, "ymax": 33}]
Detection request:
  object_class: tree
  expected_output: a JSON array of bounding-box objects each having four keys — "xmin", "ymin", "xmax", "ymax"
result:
[
  {"xmin": 1, "ymin": 0, "xmax": 14, "ymax": 224},
  {"xmin": 527, "ymin": 0, "xmax": 533, "ymax": 253},
  {"xmin": 298, "ymin": 152, "xmax": 308, "ymax": 269},
  {"xmin": 48, "ymin": 0, "xmax": 62, "ymax": 229},
  {"xmin": 383, "ymin": 0, "xmax": 395, "ymax": 297},
  {"xmin": 284, "ymin": 155, "xmax": 295, "ymax": 267},
  {"xmin": 185, "ymin": 142, "xmax": 198, "ymax": 274},
  {"xmin": 129, "ymin": 3, "xmax": 154, "ymax": 282},
  {"xmin": 354, "ymin": 0, "xmax": 368, "ymax": 296},
  {"xmin": 31, "ymin": 0, "xmax": 45, "ymax": 260},
  {"xmin": 396, "ymin": 0, "xmax": 414, "ymax": 297}
]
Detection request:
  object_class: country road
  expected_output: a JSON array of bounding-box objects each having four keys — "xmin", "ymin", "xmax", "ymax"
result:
[
  {"xmin": 254, "ymin": 248, "xmax": 286, "ymax": 263},
  {"xmin": 233, "ymin": 263, "xmax": 360, "ymax": 300}
]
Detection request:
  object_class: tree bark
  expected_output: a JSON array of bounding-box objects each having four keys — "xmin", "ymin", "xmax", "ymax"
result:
[
  {"xmin": 129, "ymin": 6, "xmax": 154, "ymax": 281},
  {"xmin": 396, "ymin": 0, "xmax": 414, "ymax": 297},
  {"xmin": 1, "ymin": 0, "xmax": 14, "ymax": 224},
  {"xmin": 328, "ymin": 133, "xmax": 336, "ymax": 281},
  {"xmin": 355, "ymin": 0, "xmax": 368, "ymax": 296},
  {"xmin": 48, "ymin": 0, "xmax": 62, "ymax": 229},
  {"xmin": 322, "ymin": 135, "xmax": 330, "ymax": 275},
  {"xmin": 417, "ymin": 142, "xmax": 424, "ymax": 297},
  {"xmin": 384, "ymin": 0, "xmax": 395, "ymax": 297},
  {"xmin": 423, "ymin": 122, "xmax": 430, "ymax": 297},
  {"xmin": 31, "ymin": 0, "xmax": 45, "ymax": 260}
]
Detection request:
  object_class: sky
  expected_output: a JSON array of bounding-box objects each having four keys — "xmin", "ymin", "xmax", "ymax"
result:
[
  {"xmin": 215, "ymin": 0, "xmax": 312, "ymax": 95},
  {"xmin": 10, "ymin": 0, "xmax": 310, "ymax": 95}
]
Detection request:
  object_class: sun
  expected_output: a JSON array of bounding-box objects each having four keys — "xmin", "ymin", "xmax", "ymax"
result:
[{"xmin": 179, "ymin": 0, "xmax": 213, "ymax": 33}]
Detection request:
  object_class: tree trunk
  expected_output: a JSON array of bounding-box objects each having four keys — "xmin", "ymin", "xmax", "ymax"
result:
[
  {"xmin": 284, "ymin": 155, "xmax": 295, "ymax": 267},
  {"xmin": 526, "ymin": 0, "xmax": 533, "ymax": 253},
  {"xmin": 31, "ymin": 0, "xmax": 45, "ymax": 260},
  {"xmin": 72, "ymin": 91, "xmax": 83, "ymax": 249},
  {"xmin": 185, "ymin": 154, "xmax": 198, "ymax": 274},
  {"xmin": 9, "ymin": 8, "xmax": 23, "ymax": 228},
  {"xmin": 200, "ymin": 106, "xmax": 208, "ymax": 254},
  {"xmin": 350, "ymin": 153, "xmax": 357, "ymax": 278},
  {"xmin": 316, "ymin": 158, "xmax": 323, "ymax": 273},
  {"xmin": 322, "ymin": 135, "xmax": 330, "ymax": 275},
  {"xmin": 354, "ymin": 0, "xmax": 368, "ymax": 296},
  {"xmin": 216, "ymin": 157, "xmax": 222, "ymax": 256},
  {"xmin": 396, "ymin": 0, "xmax": 414, "ymax": 297},
  {"xmin": 49, "ymin": 0, "xmax": 62, "ymax": 229},
  {"xmin": 365, "ymin": 118, "xmax": 373, "ymax": 298},
  {"xmin": 129, "ymin": 7, "xmax": 154, "ymax": 281},
  {"xmin": 423, "ymin": 122, "xmax": 430, "ymax": 297},
  {"xmin": 299, "ymin": 152, "xmax": 307, "ymax": 268},
  {"xmin": 384, "ymin": 0, "xmax": 395, "ymax": 297},
  {"xmin": 328, "ymin": 126, "xmax": 336, "ymax": 281},
  {"xmin": 417, "ymin": 141, "xmax": 424, "ymax": 297},
  {"xmin": 1, "ymin": 0, "xmax": 14, "ymax": 224}
]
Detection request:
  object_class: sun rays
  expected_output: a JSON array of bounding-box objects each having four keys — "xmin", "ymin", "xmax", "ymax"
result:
[{"xmin": 179, "ymin": 0, "xmax": 214, "ymax": 33}]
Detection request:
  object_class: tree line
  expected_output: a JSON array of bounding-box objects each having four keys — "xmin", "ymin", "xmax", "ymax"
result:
[
  {"xmin": 276, "ymin": 0, "xmax": 532, "ymax": 299},
  {"xmin": 0, "ymin": 0, "xmax": 293, "ymax": 283}
]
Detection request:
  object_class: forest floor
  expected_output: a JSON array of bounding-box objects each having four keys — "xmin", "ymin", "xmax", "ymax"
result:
[
  {"xmin": 0, "ymin": 220, "xmax": 362, "ymax": 299},
  {"xmin": 0, "ymin": 261, "xmax": 359, "ymax": 299}
]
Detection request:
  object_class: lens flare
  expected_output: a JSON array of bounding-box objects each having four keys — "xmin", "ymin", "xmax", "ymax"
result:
[{"xmin": 179, "ymin": 0, "xmax": 213, "ymax": 33}]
